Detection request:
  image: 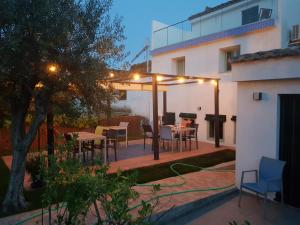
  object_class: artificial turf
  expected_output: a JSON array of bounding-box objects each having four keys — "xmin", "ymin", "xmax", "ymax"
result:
[
  {"xmin": 124, "ymin": 149, "xmax": 235, "ymax": 184},
  {"xmin": 0, "ymin": 149, "xmax": 235, "ymax": 218}
]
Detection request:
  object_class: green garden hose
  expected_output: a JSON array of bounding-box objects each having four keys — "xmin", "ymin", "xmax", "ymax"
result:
[{"xmin": 13, "ymin": 163, "xmax": 234, "ymax": 225}]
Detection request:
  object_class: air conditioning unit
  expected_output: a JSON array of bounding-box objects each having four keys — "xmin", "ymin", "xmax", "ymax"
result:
[{"xmin": 290, "ymin": 25, "xmax": 300, "ymax": 42}]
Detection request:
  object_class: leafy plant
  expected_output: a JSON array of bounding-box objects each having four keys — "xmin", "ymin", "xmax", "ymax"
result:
[
  {"xmin": 26, "ymin": 154, "xmax": 45, "ymax": 188},
  {"xmin": 40, "ymin": 137, "xmax": 157, "ymax": 225}
]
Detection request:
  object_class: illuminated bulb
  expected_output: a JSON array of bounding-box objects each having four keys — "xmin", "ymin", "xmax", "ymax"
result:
[
  {"xmin": 198, "ymin": 79, "xmax": 204, "ymax": 84},
  {"xmin": 35, "ymin": 81, "xmax": 44, "ymax": 89},
  {"xmin": 156, "ymin": 75, "xmax": 163, "ymax": 82},
  {"xmin": 210, "ymin": 80, "xmax": 217, "ymax": 86},
  {"xmin": 48, "ymin": 64, "xmax": 58, "ymax": 73},
  {"xmin": 133, "ymin": 73, "xmax": 140, "ymax": 80},
  {"xmin": 109, "ymin": 72, "xmax": 114, "ymax": 78},
  {"xmin": 178, "ymin": 77, "xmax": 185, "ymax": 83}
]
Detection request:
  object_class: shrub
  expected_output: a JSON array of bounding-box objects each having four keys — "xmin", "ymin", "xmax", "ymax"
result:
[{"xmin": 40, "ymin": 137, "xmax": 157, "ymax": 225}]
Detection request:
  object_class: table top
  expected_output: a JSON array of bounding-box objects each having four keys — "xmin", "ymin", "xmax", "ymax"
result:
[
  {"xmin": 102, "ymin": 126, "xmax": 127, "ymax": 130},
  {"xmin": 70, "ymin": 131, "xmax": 106, "ymax": 141},
  {"xmin": 167, "ymin": 125, "xmax": 196, "ymax": 131}
]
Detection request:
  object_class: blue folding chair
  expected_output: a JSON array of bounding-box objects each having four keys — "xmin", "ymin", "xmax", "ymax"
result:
[{"xmin": 238, "ymin": 156, "xmax": 286, "ymax": 214}]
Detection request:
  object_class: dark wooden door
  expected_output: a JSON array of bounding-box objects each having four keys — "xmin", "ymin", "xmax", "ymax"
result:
[{"xmin": 279, "ymin": 94, "xmax": 300, "ymax": 207}]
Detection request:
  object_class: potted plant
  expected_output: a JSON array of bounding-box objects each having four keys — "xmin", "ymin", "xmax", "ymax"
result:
[{"xmin": 26, "ymin": 154, "xmax": 45, "ymax": 189}]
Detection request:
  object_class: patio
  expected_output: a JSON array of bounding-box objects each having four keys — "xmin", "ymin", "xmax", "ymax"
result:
[
  {"xmin": 2, "ymin": 139, "xmax": 234, "ymax": 191},
  {"xmin": 169, "ymin": 192, "xmax": 300, "ymax": 225},
  {"xmin": 0, "ymin": 160, "xmax": 236, "ymax": 225}
]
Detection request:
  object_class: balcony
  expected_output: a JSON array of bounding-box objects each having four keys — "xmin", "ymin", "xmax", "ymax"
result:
[{"xmin": 151, "ymin": 4, "xmax": 276, "ymax": 55}]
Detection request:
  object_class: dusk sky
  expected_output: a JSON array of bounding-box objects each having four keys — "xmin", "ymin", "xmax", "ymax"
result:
[{"xmin": 111, "ymin": 0, "xmax": 227, "ymax": 64}]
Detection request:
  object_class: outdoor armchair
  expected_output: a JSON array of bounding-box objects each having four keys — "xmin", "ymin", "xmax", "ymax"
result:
[{"xmin": 238, "ymin": 156, "xmax": 286, "ymax": 215}]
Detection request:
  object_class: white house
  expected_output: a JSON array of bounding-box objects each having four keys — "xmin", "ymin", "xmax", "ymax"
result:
[
  {"xmin": 117, "ymin": 0, "xmax": 300, "ymax": 147},
  {"xmin": 232, "ymin": 46, "xmax": 300, "ymax": 207}
]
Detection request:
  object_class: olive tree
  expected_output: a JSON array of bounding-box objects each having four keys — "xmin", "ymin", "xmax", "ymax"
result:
[{"xmin": 0, "ymin": 0, "xmax": 125, "ymax": 213}]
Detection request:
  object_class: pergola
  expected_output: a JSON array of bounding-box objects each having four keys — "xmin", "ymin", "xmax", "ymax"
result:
[{"xmin": 105, "ymin": 70, "xmax": 221, "ymax": 160}]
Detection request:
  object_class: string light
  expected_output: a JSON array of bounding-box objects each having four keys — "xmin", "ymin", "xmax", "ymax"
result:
[
  {"xmin": 48, "ymin": 64, "xmax": 58, "ymax": 73},
  {"xmin": 35, "ymin": 81, "xmax": 44, "ymax": 89},
  {"xmin": 133, "ymin": 73, "xmax": 140, "ymax": 80},
  {"xmin": 211, "ymin": 80, "xmax": 217, "ymax": 86},
  {"xmin": 109, "ymin": 72, "xmax": 114, "ymax": 78},
  {"xmin": 198, "ymin": 79, "xmax": 204, "ymax": 84},
  {"xmin": 178, "ymin": 77, "xmax": 185, "ymax": 83},
  {"xmin": 156, "ymin": 75, "xmax": 163, "ymax": 82}
]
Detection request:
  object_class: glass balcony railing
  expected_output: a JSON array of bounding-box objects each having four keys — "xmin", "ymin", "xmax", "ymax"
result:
[{"xmin": 152, "ymin": 6, "xmax": 275, "ymax": 51}]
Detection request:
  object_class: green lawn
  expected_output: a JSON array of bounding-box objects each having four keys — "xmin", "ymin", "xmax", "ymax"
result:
[{"xmin": 0, "ymin": 149, "xmax": 235, "ymax": 218}]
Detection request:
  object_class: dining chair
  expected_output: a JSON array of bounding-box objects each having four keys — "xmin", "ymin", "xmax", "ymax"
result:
[
  {"xmin": 118, "ymin": 122, "xmax": 129, "ymax": 146},
  {"xmin": 239, "ymin": 156, "xmax": 286, "ymax": 216},
  {"xmin": 142, "ymin": 124, "xmax": 153, "ymax": 150},
  {"xmin": 103, "ymin": 129, "xmax": 118, "ymax": 162},
  {"xmin": 186, "ymin": 123, "xmax": 199, "ymax": 150},
  {"xmin": 159, "ymin": 125, "xmax": 178, "ymax": 152}
]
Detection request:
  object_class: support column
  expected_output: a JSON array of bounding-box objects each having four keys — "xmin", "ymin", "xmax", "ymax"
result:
[
  {"xmin": 163, "ymin": 91, "xmax": 167, "ymax": 116},
  {"xmin": 214, "ymin": 80, "xmax": 220, "ymax": 148},
  {"xmin": 152, "ymin": 75, "xmax": 159, "ymax": 160}
]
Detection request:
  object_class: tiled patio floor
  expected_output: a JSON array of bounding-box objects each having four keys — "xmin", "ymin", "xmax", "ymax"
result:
[
  {"xmin": 2, "ymin": 139, "xmax": 234, "ymax": 190},
  {"xmin": 0, "ymin": 161, "xmax": 235, "ymax": 225},
  {"xmin": 170, "ymin": 192, "xmax": 300, "ymax": 225}
]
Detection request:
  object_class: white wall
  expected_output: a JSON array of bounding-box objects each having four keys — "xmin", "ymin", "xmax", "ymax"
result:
[
  {"xmin": 278, "ymin": 0, "xmax": 300, "ymax": 47},
  {"xmin": 148, "ymin": 27, "xmax": 281, "ymax": 146},
  {"xmin": 236, "ymin": 79, "xmax": 300, "ymax": 187},
  {"xmin": 232, "ymin": 57, "xmax": 300, "ymax": 81}
]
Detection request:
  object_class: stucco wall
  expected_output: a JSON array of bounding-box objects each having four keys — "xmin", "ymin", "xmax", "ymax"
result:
[{"xmin": 235, "ymin": 79, "xmax": 300, "ymax": 187}]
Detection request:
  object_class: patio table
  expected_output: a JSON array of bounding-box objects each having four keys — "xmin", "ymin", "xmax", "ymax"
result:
[
  {"xmin": 102, "ymin": 126, "xmax": 128, "ymax": 148},
  {"xmin": 70, "ymin": 131, "xmax": 107, "ymax": 164},
  {"xmin": 171, "ymin": 126, "xmax": 196, "ymax": 152}
]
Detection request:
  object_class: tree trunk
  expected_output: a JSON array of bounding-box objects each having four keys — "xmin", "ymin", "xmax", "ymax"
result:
[
  {"xmin": 2, "ymin": 144, "xmax": 28, "ymax": 212},
  {"xmin": 2, "ymin": 96, "xmax": 47, "ymax": 213}
]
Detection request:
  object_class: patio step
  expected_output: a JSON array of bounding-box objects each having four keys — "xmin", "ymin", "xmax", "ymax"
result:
[{"xmin": 152, "ymin": 188, "xmax": 238, "ymax": 225}]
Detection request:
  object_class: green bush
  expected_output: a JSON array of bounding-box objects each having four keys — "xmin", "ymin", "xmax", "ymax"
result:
[{"xmin": 40, "ymin": 137, "xmax": 158, "ymax": 225}]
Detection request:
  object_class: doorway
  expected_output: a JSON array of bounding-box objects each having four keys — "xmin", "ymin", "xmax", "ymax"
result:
[{"xmin": 279, "ymin": 94, "xmax": 300, "ymax": 207}]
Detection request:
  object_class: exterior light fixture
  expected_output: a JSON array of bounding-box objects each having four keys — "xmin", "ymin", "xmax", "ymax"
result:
[
  {"xmin": 198, "ymin": 79, "xmax": 204, "ymax": 84},
  {"xmin": 178, "ymin": 77, "xmax": 185, "ymax": 83},
  {"xmin": 210, "ymin": 80, "xmax": 217, "ymax": 86},
  {"xmin": 48, "ymin": 64, "xmax": 58, "ymax": 73},
  {"xmin": 109, "ymin": 72, "xmax": 114, "ymax": 78},
  {"xmin": 156, "ymin": 75, "xmax": 163, "ymax": 82},
  {"xmin": 133, "ymin": 73, "xmax": 140, "ymax": 80},
  {"xmin": 35, "ymin": 81, "xmax": 44, "ymax": 89}
]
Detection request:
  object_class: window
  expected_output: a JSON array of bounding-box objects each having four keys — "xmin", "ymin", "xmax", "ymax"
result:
[
  {"xmin": 242, "ymin": 6, "xmax": 259, "ymax": 25},
  {"xmin": 221, "ymin": 46, "xmax": 240, "ymax": 72},
  {"xmin": 176, "ymin": 58, "xmax": 185, "ymax": 75},
  {"xmin": 205, "ymin": 114, "xmax": 226, "ymax": 140}
]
